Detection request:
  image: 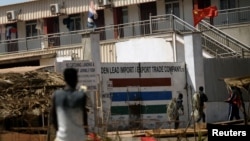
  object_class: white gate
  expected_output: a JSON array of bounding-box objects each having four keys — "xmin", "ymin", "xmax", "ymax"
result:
[{"xmin": 101, "ymin": 62, "xmax": 187, "ymax": 131}]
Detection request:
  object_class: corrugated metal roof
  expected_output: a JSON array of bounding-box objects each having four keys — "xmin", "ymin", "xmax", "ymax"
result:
[
  {"xmin": 114, "ymin": 0, "xmax": 156, "ymax": 7},
  {"xmin": 0, "ymin": 0, "xmax": 89, "ymax": 24},
  {"xmin": 0, "ymin": 0, "xmax": 38, "ymax": 7},
  {"xmin": 100, "ymin": 42, "xmax": 117, "ymax": 62},
  {"xmin": 0, "ymin": 0, "xmax": 156, "ymax": 24},
  {"xmin": 0, "ymin": 65, "xmax": 54, "ymax": 73}
]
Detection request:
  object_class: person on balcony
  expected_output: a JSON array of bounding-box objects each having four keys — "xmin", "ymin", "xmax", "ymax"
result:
[
  {"xmin": 87, "ymin": 0, "xmax": 98, "ymax": 29},
  {"xmin": 6, "ymin": 26, "xmax": 13, "ymax": 40}
]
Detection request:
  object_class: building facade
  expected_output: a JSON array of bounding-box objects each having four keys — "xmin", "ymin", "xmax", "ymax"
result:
[
  {"xmin": 0, "ymin": 0, "xmax": 250, "ymax": 57},
  {"xmin": 0, "ymin": 0, "xmax": 249, "ymax": 132}
]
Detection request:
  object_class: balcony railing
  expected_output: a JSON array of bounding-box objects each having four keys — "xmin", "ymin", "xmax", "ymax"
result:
[
  {"xmin": 1, "ymin": 6, "xmax": 250, "ymax": 58},
  {"xmin": 199, "ymin": 20, "xmax": 250, "ymax": 58},
  {"xmin": 0, "ymin": 14, "xmax": 196, "ymax": 56},
  {"xmin": 212, "ymin": 6, "xmax": 250, "ymax": 26}
]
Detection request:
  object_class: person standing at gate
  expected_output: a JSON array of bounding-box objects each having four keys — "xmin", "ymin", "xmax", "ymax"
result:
[
  {"xmin": 167, "ymin": 93, "xmax": 184, "ymax": 129},
  {"xmin": 225, "ymin": 86, "xmax": 242, "ymax": 121},
  {"xmin": 51, "ymin": 68, "xmax": 88, "ymax": 141},
  {"xmin": 196, "ymin": 86, "xmax": 208, "ymax": 123},
  {"xmin": 175, "ymin": 93, "xmax": 184, "ymax": 129}
]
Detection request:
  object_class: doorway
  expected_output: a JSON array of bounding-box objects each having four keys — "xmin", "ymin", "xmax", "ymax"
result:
[
  {"xmin": 140, "ymin": 2, "xmax": 157, "ymax": 35},
  {"xmin": 46, "ymin": 17, "xmax": 60, "ymax": 47},
  {"xmin": 6, "ymin": 23, "xmax": 18, "ymax": 52}
]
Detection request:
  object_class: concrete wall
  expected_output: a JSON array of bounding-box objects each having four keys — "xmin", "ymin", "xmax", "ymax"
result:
[
  {"xmin": 206, "ymin": 102, "xmax": 249, "ymax": 123},
  {"xmin": 17, "ymin": 21, "xmax": 26, "ymax": 38},
  {"xmin": 156, "ymin": 0, "xmax": 165, "ymax": 15},
  {"xmin": 219, "ymin": 24, "xmax": 250, "ymax": 46},
  {"xmin": 183, "ymin": 0, "xmax": 193, "ymax": 26},
  {"xmin": 17, "ymin": 21, "xmax": 27, "ymax": 51},
  {"xmin": 176, "ymin": 41, "xmax": 185, "ymax": 62},
  {"xmin": 124, "ymin": 5, "xmax": 140, "ymax": 37},
  {"xmin": 104, "ymin": 8, "xmax": 114, "ymax": 40},
  {"xmin": 40, "ymin": 58, "xmax": 56, "ymax": 66},
  {"xmin": 128, "ymin": 4, "xmax": 140, "ymax": 23},
  {"xmin": 82, "ymin": 12, "xmax": 88, "ymax": 29}
]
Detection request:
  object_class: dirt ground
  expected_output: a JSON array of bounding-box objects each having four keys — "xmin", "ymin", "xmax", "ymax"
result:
[
  {"xmin": 107, "ymin": 132, "xmax": 208, "ymax": 141},
  {"xmin": 0, "ymin": 122, "xmax": 208, "ymax": 141},
  {"xmin": 112, "ymin": 136, "xmax": 208, "ymax": 141},
  {"xmin": 0, "ymin": 130, "xmax": 208, "ymax": 141}
]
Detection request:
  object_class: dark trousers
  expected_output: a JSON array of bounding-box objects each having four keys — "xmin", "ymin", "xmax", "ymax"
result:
[
  {"xmin": 174, "ymin": 116, "xmax": 180, "ymax": 129},
  {"xmin": 196, "ymin": 106, "xmax": 206, "ymax": 123},
  {"xmin": 87, "ymin": 22, "xmax": 97, "ymax": 29},
  {"xmin": 228, "ymin": 103, "xmax": 240, "ymax": 120}
]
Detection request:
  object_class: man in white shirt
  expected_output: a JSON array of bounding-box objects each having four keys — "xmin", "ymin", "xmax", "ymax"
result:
[{"xmin": 51, "ymin": 68, "xmax": 88, "ymax": 141}]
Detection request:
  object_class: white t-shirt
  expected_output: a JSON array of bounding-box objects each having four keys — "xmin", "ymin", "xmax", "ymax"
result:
[{"xmin": 54, "ymin": 89, "xmax": 86, "ymax": 141}]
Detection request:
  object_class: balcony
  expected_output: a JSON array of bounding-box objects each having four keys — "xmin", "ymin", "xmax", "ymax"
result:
[
  {"xmin": 0, "ymin": 6, "xmax": 250, "ymax": 61},
  {"xmin": 0, "ymin": 14, "xmax": 195, "ymax": 61},
  {"xmin": 211, "ymin": 6, "xmax": 250, "ymax": 26}
]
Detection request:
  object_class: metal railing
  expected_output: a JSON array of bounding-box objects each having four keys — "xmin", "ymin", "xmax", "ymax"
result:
[
  {"xmin": 0, "ymin": 44, "xmax": 83, "ymax": 60},
  {"xmin": 198, "ymin": 20, "xmax": 250, "ymax": 58},
  {"xmin": 0, "ymin": 31, "xmax": 86, "ymax": 56},
  {"xmin": 150, "ymin": 14, "xmax": 250, "ymax": 58},
  {"xmin": 0, "ymin": 14, "xmax": 194, "ymax": 56},
  {"xmin": 150, "ymin": 14, "xmax": 196, "ymax": 34},
  {"xmin": 1, "ymin": 10, "xmax": 250, "ymax": 59},
  {"xmin": 213, "ymin": 6, "xmax": 250, "ymax": 26}
]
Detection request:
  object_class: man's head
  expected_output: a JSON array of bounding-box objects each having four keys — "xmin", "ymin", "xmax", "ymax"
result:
[
  {"xmin": 89, "ymin": 0, "xmax": 95, "ymax": 8},
  {"xmin": 178, "ymin": 93, "xmax": 183, "ymax": 99},
  {"xmin": 199, "ymin": 86, "xmax": 204, "ymax": 92},
  {"xmin": 63, "ymin": 68, "xmax": 78, "ymax": 88}
]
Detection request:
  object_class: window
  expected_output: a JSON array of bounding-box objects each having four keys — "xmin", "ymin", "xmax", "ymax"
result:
[
  {"xmin": 165, "ymin": 0, "xmax": 180, "ymax": 17},
  {"xmin": 122, "ymin": 7, "xmax": 128, "ymax": 24},
  {"xmin": 68, "ymin": 14, "xmax": 81, "ymax": 31},
  {"xmin": 63, "ymin": 14, "xmax": 81, "ymax": 31},
  {"xmin": 71, "ymin": 16, "xmax": 81, "ymax": 31},
  {"xmin": 26, "ymin": 20, "xmax": 37, "ymax": 37},
  {"xmin": 0, "ymin": 26, "xmax": 2, "ymax": 41},
  {"xmin": 220, "ymin": 0, "xmax": 237, "ymax": 10},
  {"xmin": 198, "ymin": 0, "xmax": 211, "ymax": 9}
]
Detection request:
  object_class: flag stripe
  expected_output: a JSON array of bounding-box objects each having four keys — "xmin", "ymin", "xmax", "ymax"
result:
[
  {"xmin": 110, "ymin": 78, "xmax": 171, "ymax": 87},
  {"xmin": 111, "ymin": 105, "xmax": 167, "ymax": 115},
  {"xmin": 111, "ymin": 91, "xmax": 172, "ymax": 101},
  {"xmin": 111, "ymin": 100, "xmax": 169, "ymax": 106}
]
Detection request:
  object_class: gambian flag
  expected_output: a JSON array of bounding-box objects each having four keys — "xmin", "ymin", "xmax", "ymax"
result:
[{"xmin": 109, "ymin": 77, "xmax": 172, "ymax": 117}]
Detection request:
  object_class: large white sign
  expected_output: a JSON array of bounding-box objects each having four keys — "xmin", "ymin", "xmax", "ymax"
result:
[{"xmin": 115, "ymin": 38, "xmax": 174, "ymax": 62}]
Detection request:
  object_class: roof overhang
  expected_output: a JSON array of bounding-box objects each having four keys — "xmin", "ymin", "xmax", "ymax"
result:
[
  {"xmin": 0, "ymin": 52, "xmax": 56, "ymax": 65},
  {"xmin": 224, "ymin": 75, "xmax": 250, "ymax": 88}
]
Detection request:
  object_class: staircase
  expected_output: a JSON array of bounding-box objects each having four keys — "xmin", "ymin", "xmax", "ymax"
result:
[
  {"xmin": 155, "ymin": 14, "xmax": 250, "ymax": 58},
  {"xmin": 198, "ymin": 20, "xmax": 250, "ymax": 58}
]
